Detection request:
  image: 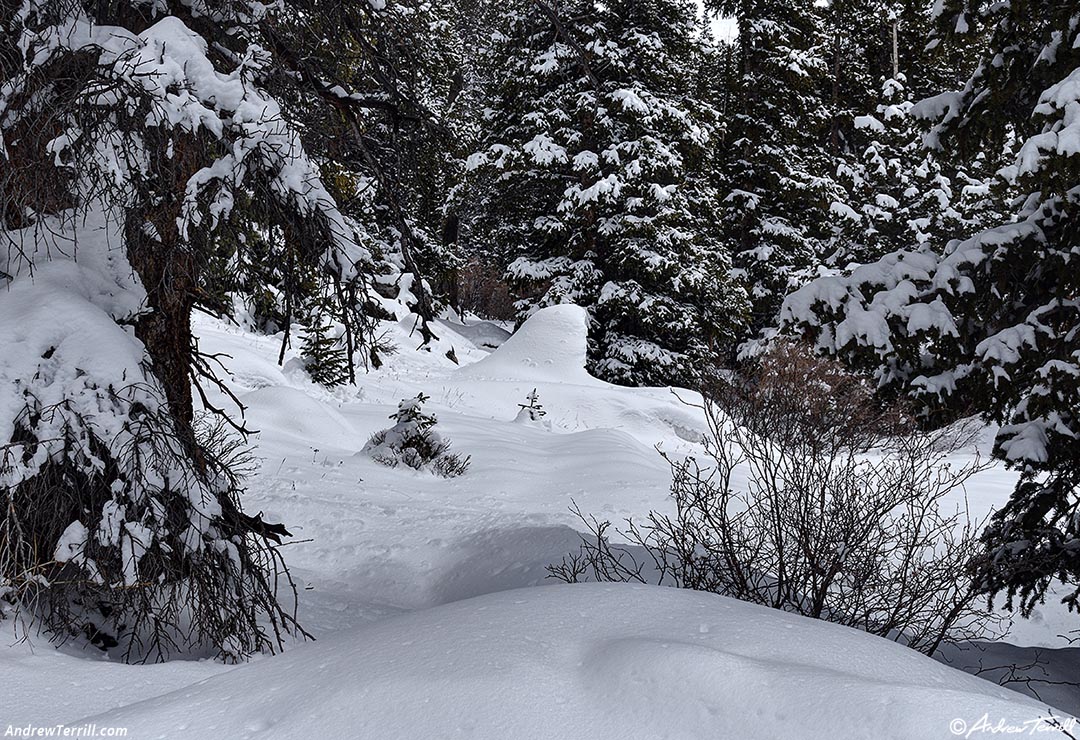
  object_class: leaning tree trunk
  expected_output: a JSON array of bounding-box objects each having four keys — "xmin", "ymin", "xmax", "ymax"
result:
[{"xmin": 123, "ymin": 131, "xmax": 293, "ymax": 543}]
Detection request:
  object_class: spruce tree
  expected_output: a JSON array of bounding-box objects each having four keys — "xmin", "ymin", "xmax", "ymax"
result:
[
  {"xmin": 707, "ymin": 0, "xmax": 836, "ymax": 335},
  {"xmin": 817, "ymin": 0, "xmax": 895, "ymax": 156},
  {"xmin": 782, "ymin": 0, "xmax": 1080, "ymax": 614},
  {"xmin": 828, "ymin": 75, "xmax": 997, "ymax": 266},
  {"xmin": 258, "ymin": 0, "xmax": 466, "ymax": 346},
  {"xmin": 188, "ymin": 1, "xmax": 468, "ymax": 367},
  {"xmin": 516, "ymin": 389, "xmax": 548, "ymax": 425},
  {"xmin": 364, "ymin": 394, "xmax": 470, "ymax": 477},
  {"xmin": 300, "ymin": 293, "xmax": 353, "ymax": 388},
  {"xmin": 0, "ymin": 0, "xmax": 404, "ymax": 660},
  {"xmin": 462, "ymin": 0, "xmax": 745, "ymax": 387}
]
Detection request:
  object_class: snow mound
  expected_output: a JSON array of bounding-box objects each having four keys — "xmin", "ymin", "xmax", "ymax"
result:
[
  {"xmin": 79, "ymin": 584, "xmax": 1053, "ymax": 740},
  {"xmin": 242, "ymin": 387, "xmax": 357, "ymax": 444},
  {"xmin": 456, "ymin": 305, "xmax": 598, "ymax": 383}
]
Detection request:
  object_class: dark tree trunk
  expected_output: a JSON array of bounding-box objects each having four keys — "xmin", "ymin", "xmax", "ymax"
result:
[
  {"xmin": 124, "ymin": 134, "xmax": 205, "ymax": 454},
  {"xmin": 127, "ymin": 222, "xmax": 198, "ymax": 432}
]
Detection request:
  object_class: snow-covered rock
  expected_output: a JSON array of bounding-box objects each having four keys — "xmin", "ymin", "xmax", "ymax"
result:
[{"xmin": 77, "ymin": 584, "xmax": 1053, "ymax": 740}]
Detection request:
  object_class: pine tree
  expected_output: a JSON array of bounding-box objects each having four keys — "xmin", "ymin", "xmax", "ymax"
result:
[
  {"xmin": 257, "ymin": 0, "xmax": 466, "ymax": 345},
  {"xmin": 828, "ymin": 75, "xmax": 997, "ymax": 266},
  {"xmin": 707, "ymin": 0, "xmax": 836, "ymax": 335},
  {"xmin": 516, "ymin": 389, "xmax": 548, "ymax": 424},
  {"xmin": 364, "ymin": 394, "xmax": 470, "ymax": 477},
  {"xmin": 782, "ymin": 0, "xmax": 1080, "ymax": 614},
  {"xmin": 300, "ymin": 290, "xmax": 353, "ymax": 388},
  {"xmin": 0, "ymin": 0, "xmax": 406, "ymax": 660},
  {"xmin": 461, "ymin": 0, "xmax": 746, "ymax": 387},
  {"xmin": 820, "ymin": 0, "xmax": 1005, "ymax": 270},
  {"xmin": 177, "ymin": 0, "xmax": 469, "ymax": 364},
  {"xmin": 891, "ymin": 0, "xmax": 972, "ymax": 101},
  {"xmin": 818, "ymin": 0, "xmax": 896, "ymax": 156}
]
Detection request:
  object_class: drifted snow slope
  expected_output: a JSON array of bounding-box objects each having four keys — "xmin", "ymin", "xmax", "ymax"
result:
[
  {"xmin": 1, "ymin": 305, "xmax": 1074, "ymax": 736},
  {"xmin": 81, "ymin": 584, "xmax": 1052, "ymax": 740}
]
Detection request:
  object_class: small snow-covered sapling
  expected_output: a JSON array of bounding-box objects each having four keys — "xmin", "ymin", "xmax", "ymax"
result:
[
  {"xmin": 363, "ymin": 393, "xmax": 470, "ymax": 477},
  {"xmin": 514, "ymin": 388, "xmax": 551, "ymax": 429},
  {"xmin": 517, "ymin": 389, "xmax": 546, "ymax": 421}
]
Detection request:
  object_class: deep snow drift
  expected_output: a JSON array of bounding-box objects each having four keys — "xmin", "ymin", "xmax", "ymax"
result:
[
  {"xmin": 2, "ymin": 305, "xmax": 1077, "ymax": 737},
  {"xmin": 456, "ymin": 304, "xmax": 597, "ymax": 384},
  {"xmin": 78, "ymin": 584, "xmax": 1056, "ymax": 740}
]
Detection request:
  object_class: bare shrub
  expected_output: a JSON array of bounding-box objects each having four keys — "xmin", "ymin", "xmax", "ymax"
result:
[
  {"xmin": 551, "ymin": 343, "xmax": 1002, "ymax": 655},
  {"xmin": 456, "ymin": 258, "xmax": 517, "ymax": 320}
]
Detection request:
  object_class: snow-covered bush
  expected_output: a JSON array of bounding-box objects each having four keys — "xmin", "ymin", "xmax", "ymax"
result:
[
  {"xmin": 364, "ymin": 394, "xmax": 470, "ymax": 478},
  {"xmin": 552, "ymin": 344, "xmax": 999, "ymax": 654}
]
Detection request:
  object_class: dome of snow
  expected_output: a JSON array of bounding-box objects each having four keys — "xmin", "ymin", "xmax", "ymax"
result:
[
  {"xmin": 455, "ymin": 304, "xmax": 598, "ymax": 384},
  {"xmin": 241, "ymin": 386, "xmax": 357, "ymax": 443},
  {"xmin": 79, "ymin": 584, "xmax": 1051, "ymax": 739}
]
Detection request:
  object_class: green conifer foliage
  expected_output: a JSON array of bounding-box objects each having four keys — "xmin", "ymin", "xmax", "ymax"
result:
[
  {"xmin": 783, "ymin": 0, "xmax": 1080, "ymax": 613},
  {"xmin": 462, "ymin": 0, "xmax": 746, "ymax": 386}
]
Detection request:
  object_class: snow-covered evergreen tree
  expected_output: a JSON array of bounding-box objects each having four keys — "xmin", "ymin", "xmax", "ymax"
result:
[
  {"xmin": 781, "ymin": 0, "xmax": 1080, "ymax": 614},
  {"xmin": 364, "ymin": 394, "xmax": 470, "ymax": 477},
  {"xmin": 461, "ymin": 0, "xmax": 746, "ymax": 387},
  {"xmin": 257, "ymin": 0, "xmax": 466, "ymax": 346},
  {"xmin": 0, "ymin": 0, "xmax": 393, "ymax": 660},
  {"xmin": 515, "ymin": 388, "xmax": 548, "ymax": 425},
  {"xmin": 891, "ymin": 0, "xmax": 973, "ymax": 101},
  {"xmin": 817, "ymin": 0, "xmax": 896, "ymax": 156},
  {"xmin": 828, "ymin": 75, "xmax": 998, "ymax": 266},
  {"xmin": 708, "ymin": 0, "xmax": 836, "ymax": 335},
  {"xmin": 301, "ymin": 291, "xmax": 353, "ymax": 388}
]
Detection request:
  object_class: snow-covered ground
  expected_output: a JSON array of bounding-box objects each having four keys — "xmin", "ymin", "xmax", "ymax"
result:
[
  {"xmin": 57, "ymin": 585, "xmax": 1067, "ymax": 740},
  {"xmin": 2, "ymin": 306, "xmax": 1077, "ymax": 737}
]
